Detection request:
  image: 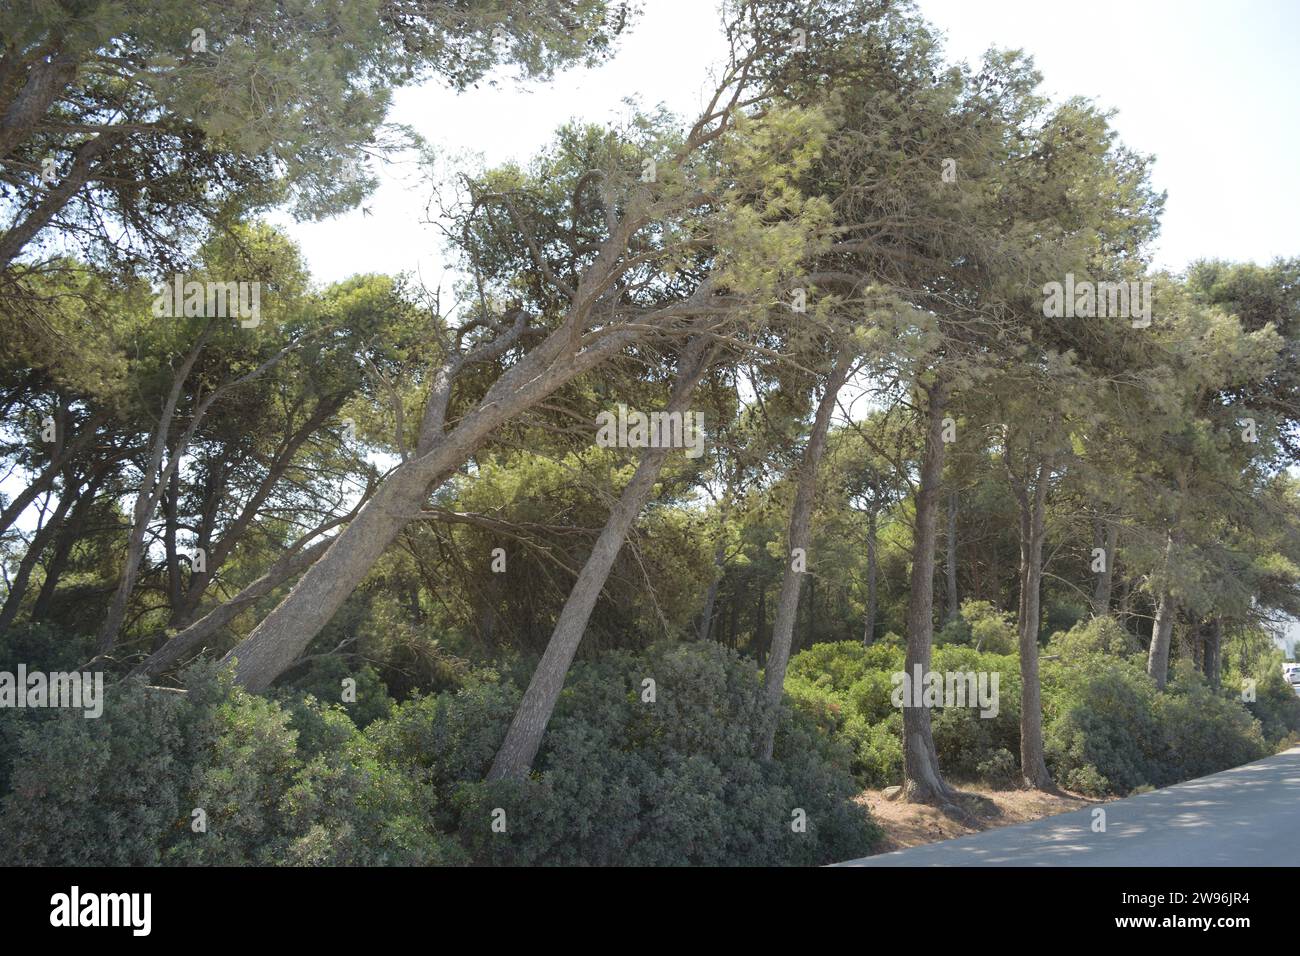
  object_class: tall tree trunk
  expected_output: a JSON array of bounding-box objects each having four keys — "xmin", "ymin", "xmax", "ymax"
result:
[
  {"xmin": 218, "ymin": 243, "xmax": 682, "ymax": 693},
  {"xmin": 697, "ymin": 536, "xmax": 727, "ymax": 641},
  {"xmin": 1204, "ymin": 617, "xmax": 1222, "ymax": 689},
  {"xmin": 863, "ymin": 510, "xmax": 878, "ymax": 646},
  {"xmin": 945, "ymin": 488, "xmax": 959, "ymax": 622},
  {"xmin": 164, "ymin": 469, "xmax": 184, "ymax": 622},
  {"xmin": 487, "ymin": 344, "xmax": 710, "ymax": 781},
  {"xmin": 1009, "ymin": 452, "xmax": 1054, "ymax": 791},
  {"xmin": 1091, "ymin": 519, "xmax": 1119, "ymax": 616},
  {"xmin": 755, "ymin": 585, "xmax": 767, "ymax": 666},
  {"xmin": 96, "ymin": 325, "xmax": 214, "ymax": 654},
  {"xmin": 901, "ymin": 377, "xmax": 958, "ymax": 804},
  {"xmin": 758, "ymin": 351, "xmax": 852, "ymax": 761},
  {"xmin": 1147, "ymin": 529, "xmax": 1179, "ymax": 690}
]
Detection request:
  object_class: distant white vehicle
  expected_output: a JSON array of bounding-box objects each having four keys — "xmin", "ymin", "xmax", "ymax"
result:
[{"xmin": 1284, "ymin": 663, "xmax": 1300, "ymax": 696}]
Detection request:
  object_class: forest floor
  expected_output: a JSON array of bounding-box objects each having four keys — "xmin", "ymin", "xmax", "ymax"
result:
[{"xmin": 857, "ymin": 784, "xmax": 1111, "ymax": 854}]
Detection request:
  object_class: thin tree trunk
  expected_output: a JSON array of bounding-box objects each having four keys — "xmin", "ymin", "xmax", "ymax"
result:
[
  {"xmin": 1011, "ymin": 453, "xmax": 1054, "ymax": 790},
  {"xmin": 29, "ymin": 468, "xmax": 109, "ymax": 621},
  {"xmin": 863, "ymin": 510, "xmax": 878, "ymax": 646},
  {"xmin": 758, "ymin": 350, "xmax": 853, "ymax": 761},
  {"xmin": 945, "ymin": 488, "xmax": 959, "ymax": 621},
  {"xmin": 0, "ymin": 475, "xmax": 80, "ymax": 631},
  {"xmin": 96, "ymin": 325, "xmax": 214, "ymax": 653},
  {"xmin": 0, "ymin": 410, "xmax": 102, "ymax": 539},
  {"xmin": 697, "ymin": 537, "xmax": 727, "ymax": 641},
  {"xmin": 1147, "ymin": 529, "xmax": 1179, "ymax": 690},
  {"xmin": 487, "ymin": 343, "xmax": 711, "ymax": 781},
  {"xmin": 901, "ymin": 377, "xmax": 958, "ymax": 804}
]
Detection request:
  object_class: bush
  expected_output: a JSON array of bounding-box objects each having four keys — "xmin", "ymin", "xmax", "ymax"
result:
[
  {"xmin": 963, "ymin": 601, "xmax": 1018, "ymax": 654},
  {"xmin": 1043, "ymin": 657, "xmax": 1268, "ymax": 795},
  {"xmin": 375, "ymin": 642, "xmax": 879, "ymax": 866},
  {"xmin": 0, "ymin": 663, "xmax": 458, "ymax": 866},
  {"xmin": 1047, "ymin": 615, "xmax": 1141, "ymax": 661}
]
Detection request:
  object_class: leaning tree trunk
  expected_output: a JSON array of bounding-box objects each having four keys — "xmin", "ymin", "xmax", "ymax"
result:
[
  {"xmin": 221, "ymin": 317, "xmax": 647, "ymax": 692},
  {"xmin": 1147, "ymin": 529, "xmax": 1179, "ymax": 690},
  {"xmin": 487, "ymin": 343, "xmax": 711, "ymax": 781},
  {"xmin": 901, "ymin": 377, "xmax": 958, "ymax": 804},
  {"xmin": 0, "ymin": 474, "xmax": 80, "ymax": 632},
  {"xmin": 862, "ymin": 510, "xmax": 878, "ymax": 647},
  {"xmin": 757, "ymin": 351, "xmax": 853, "ymax": 761},
  {"xmin": 220, "ymin": 460, "xmax": 443, "ymax": 691},
  {"xmin": 132, "ymin": 536, "xmax": 333, "ymax": 678},
  {"xmin": 1013, "ymin": 454, "xmax": 1054, "ymax": 791}
]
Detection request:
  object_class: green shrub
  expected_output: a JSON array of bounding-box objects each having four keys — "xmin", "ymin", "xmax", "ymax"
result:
[
  {"xmin": 961, "ymin": 601, "xmax": 1018, "ymax": 654},
  {"xmin": 0, "ymin": 663, "xmax": 456, "ymax": 866},
  {"xmin": 376, "ymin": 642, "xmax": 879, "ymax": 866}
]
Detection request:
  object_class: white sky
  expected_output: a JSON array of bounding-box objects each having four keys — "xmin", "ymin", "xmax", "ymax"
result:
[{"xmin": 277, "ymin": 0, "xmax": 1300, "ymax": 286}]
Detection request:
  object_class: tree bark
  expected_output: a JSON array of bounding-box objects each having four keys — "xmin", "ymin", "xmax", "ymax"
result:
[
  {"xmin": 95, "ymin": 324, "xmax": 218, "ymax": 653},
  {"xmin": 1204, "ymin": 617, "xmax": 1222, "ymax": 689},
  {"xmin": 901, "ymin": 377, "xmax": 958, "ymax": 804},
  {"xmin": 945, "ymin": 488, "xmax": 959, "ymax": 622},
  {"xmin": 0, "ymin": 472, "xmax": 80, "ymax": 631},
  {"xmin": 1010, "ymin": 452, "xmax": 1054, "ymax": 790},
  {"xmin": 132, "ymin": 535, "xmax": 333, "ymax": 679},
  {"xmin": 756, "ymin": 351, "xmax": 852, "ymax": 761},
  {"xmin": 487, "ymin": 342, "xmax": 711, "ymax": 781},
  {"xmin": 0, "ymin": 128, "xmax": 122, "ymax": 269},
  {"xmin": 1147, "ymin": 529, "xmax": 1179, "ymax": 690},
  {"xmin": 697, "ymin": 537, "xmax": 727, "ymax": 641},
  {"xmin": 220, "ymin": 263, "xmax": 705, "ymax": 692},
  {"xmin": 1091, "ymin": 519, "xmax": 1119, "ymax": 616},
  {"xmin": 863, "ymin": 510, "xmax": 878, "ymax": 646}
]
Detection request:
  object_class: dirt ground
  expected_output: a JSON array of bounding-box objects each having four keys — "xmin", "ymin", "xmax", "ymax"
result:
[{"xmin": 857, "ymin": 784, "xmax": 1110, "ymax": 854}]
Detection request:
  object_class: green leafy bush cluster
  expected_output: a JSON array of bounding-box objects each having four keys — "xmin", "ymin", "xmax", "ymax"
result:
[
  {"xmin": 0, "ymin": 663, "xmax": 460, "ymax": 866},
  {"xmin": 785, "ymin": 615, "xmax": 1274, "ymax": 797},
  {"xmin": 0, "ymin": 643, "xmax": 878, "ymax": 866},
  {"xmin": 372, "ymin": 641, "xmax": 878, "ymax": 865}
]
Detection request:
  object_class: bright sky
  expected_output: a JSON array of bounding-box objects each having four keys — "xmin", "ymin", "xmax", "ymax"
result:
[{"xmin": 277, "ymin": 0, "xmax": 1300, "ymax": 287}]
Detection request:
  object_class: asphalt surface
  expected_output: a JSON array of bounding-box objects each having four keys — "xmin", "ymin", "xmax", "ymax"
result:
[{"xmin": 837, "ymin": 747, "xmax": 1300, "ymax": 866}]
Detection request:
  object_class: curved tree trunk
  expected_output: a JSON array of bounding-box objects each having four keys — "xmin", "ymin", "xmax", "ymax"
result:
[
  {"xmin": 901, "ymin": 377, "xmax": 958, "ymax": 804},
  {"xmin": 220, "ymin": 317, "xmax": 648, "ymax": 692}
]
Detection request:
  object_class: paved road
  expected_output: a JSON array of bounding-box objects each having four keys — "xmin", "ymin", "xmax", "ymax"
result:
[{"xmin": 837, "ymin": 747, "xmax": 1300, "ymax": 866}]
